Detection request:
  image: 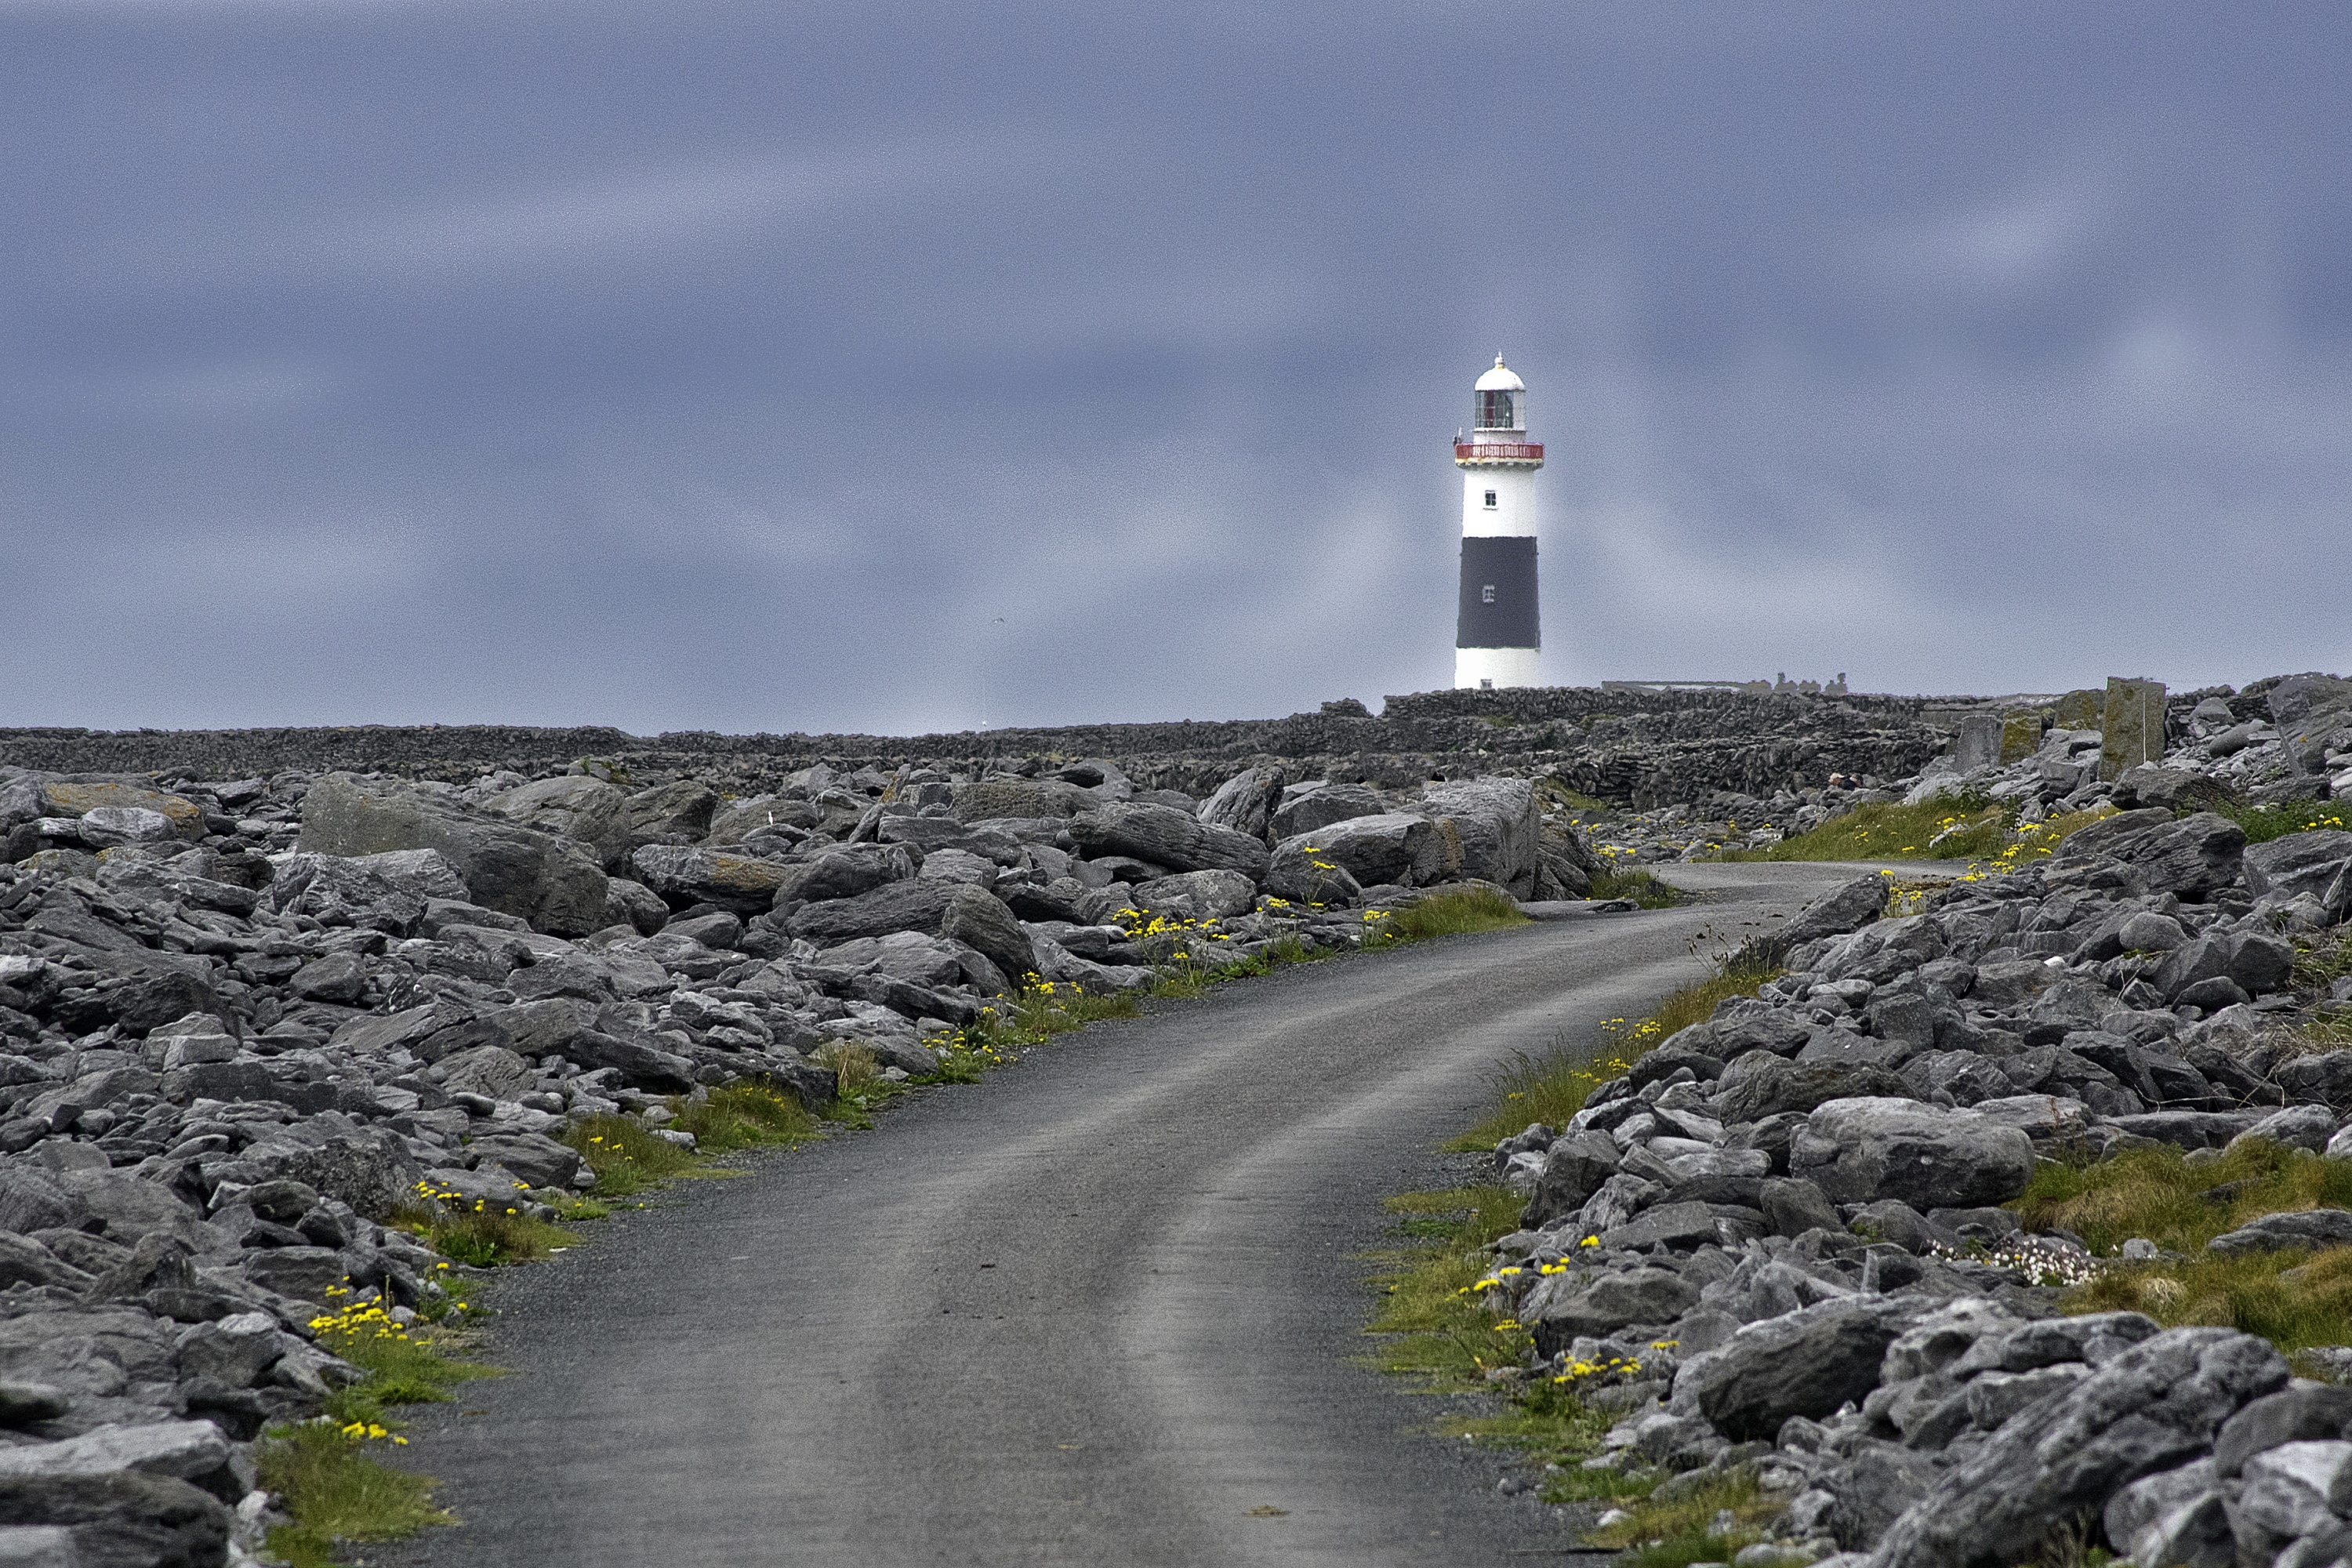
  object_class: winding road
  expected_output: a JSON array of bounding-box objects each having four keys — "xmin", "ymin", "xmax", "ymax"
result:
[{"xmin": 381, "ymin": 862, "xmax": 1924, "ymax": 1567}]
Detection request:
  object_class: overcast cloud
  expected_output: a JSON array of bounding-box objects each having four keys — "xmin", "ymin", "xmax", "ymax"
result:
[{"xmin": 2, "ymin": 1, "xmax": 2345, "ymax": 735}]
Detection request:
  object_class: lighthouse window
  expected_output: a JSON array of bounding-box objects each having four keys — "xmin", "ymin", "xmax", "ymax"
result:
[
  {"xmin": 1481, "ymin": 584, "xmax": 1496, "ymax": 604},
  {"xmin": 1483, "ymin": 491, "xmax": 1497, "ymax": 509},
  {"xmin": 1475, "ymin": 390, "xmax": 1519, "ymax": 429}
]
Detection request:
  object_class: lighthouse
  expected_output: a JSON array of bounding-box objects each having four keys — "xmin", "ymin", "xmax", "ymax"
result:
[{"xmin": 1453, "ymin": 357, "xmax": 1543, "ymax": 690}]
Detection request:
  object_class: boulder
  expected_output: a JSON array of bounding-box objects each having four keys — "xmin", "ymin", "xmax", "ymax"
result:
[
  {"xmin": 769, "ymin": 847, "xmax": 916, "ymax": 909},
  {"xmin": 2245, "ymin": 829, "xmax": 2352, "ymax": 908},
  {"xmin": 1069, "ymin": 803, "xmax": 1270, "ymax": 880},
  {"xmin": 1521, "ymin": 1131, "xmax": 1621, "ymax": 1228},
  {"xmin": 783, "ymin": 880, "xmax": 1035, "ymax": 988},
  {"xmin": 2280, "ymin": 1052, "xmax": 2352, "ymax": 1112},
  {"xmin": 1788, "ymin": 1098, "xmax": 2035, "ymax": 1209},
  {"xmin": 1260, "ymin": 840, "xmax": 1363, "ymax": 906},
  {"xmin": 1686, "ymin": 1296, "xmax": 1924, "ymax": 1441},
  {"xmin": 1528, "ymin": 1268, "xmax": 1699, "ymax": 1352},
  {"xmin": 435, "ymin": 1044, "xmax": 534, "ymax": 1102},
  {"xmin": 1414, "ymin": 778, "xmax": 1541, "ymax": 897},
  {"xmin": 1124, "ymin": 869, "xmax": 1257, "ymax": 920},
  {"xmin": 300, "ymin": 773, "xmax": 609, "ymax": 935},
  {"xmin": 2155, "ymin": 930, "xmax": 2297, "ymax": 1002},
  {"xmin": 1743, "ymin": 876, "xmax": 1887, "ymax": 968},
  {"xmin": 2101, "ymin": 1459, "xmax": 2232, "ymax": 1568},
  {"xmin": 1712, "ymin": 1056, "xmax": 1914, "ymax": 1125},
  {"xmin": 1197, "ymin": 766, "xmax": 1286, "ymax": 840},
  {"xmin": 2047, "ymin": 809, "xmax": 2245, "ymax": 902},
  {"xmin": 465, "ymin": 1132, "xmax": 584, "ymax": 1192},
  {"xmin": 2206, "ymin": 1210, "xmax": 2352, "ymax": 1255},
  {"xmin": 2215, "ymin": 1385, "xmax": 2352, "ymax": 1478},
  {"xmin": 601, "ymin": 877, "xmax": 670, "ymax": 935},
  {"xmin": 1759, "ymin": 1176, "xmax": 1844, "ymax": 1239},
  {"xmin": 622, "ymin": 779, "xmax": 720, "ymax": 843},
  {"xmin": 0, "ymin": 1420, "xmax": 233, "ymax": 1494},
  {"xmin": 2230, "ymin": 1103, "xmax": 2338, "ymax": 1154},
  {"xmin": 486, "ymin": 775, "xmax": 635, "ymax": 870},
  {"xmin": 0, "ymin": 1472, "xmax": 229, "ymax": 1568},
  {"xmin": 561, "ymin": 1032, "xmax": 696, "ymax": 1094},
  {"xmin": 2113, "ymin": 765, "xmax": 2239, "ymax": 814},
  {"xmin": 1268, "ymin": 783, "xmax": 1388, "ymax": 841},
  {"xmin": 1272, "ymin": 814, "xmax": 1446, "ymax": 889},
  {"xmin": 628, "ymin": 846, "xmax": 793, "ymax": 915},
  {"xmin": 949, "ymin": 779, "xmax": 1091, "ymax": 823},
  {"xmin": 20, "ymin": 779, "xmax": 205, "ymax": 840},
  {"xmin": 234, "ymin": 1125, "xmax": 423, "ymax": 1220},
  {"xmin": 1869, "ymin": 1328, "xmax": 2289, "ymax": 1568},
  {"xmin": 260, "ymin": 849, "xmax": 468, "ymax": 936}
]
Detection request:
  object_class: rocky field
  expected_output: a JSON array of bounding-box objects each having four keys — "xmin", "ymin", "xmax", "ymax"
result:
[
  {"xmin": 1472, "ymin": 671, "xmax": 2352, "ymax": 1568},
  {"xmin": 0, "ymin": 670, "xmax": 2347, "ymax": 1567}
]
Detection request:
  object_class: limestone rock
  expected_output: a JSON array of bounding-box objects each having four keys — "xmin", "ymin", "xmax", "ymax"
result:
[
  {"xmin": 301, "ymin": 773, "xmax": 609, "ymax": 935},
  {"xmin": 1788, "ymin": 1098, "xmax": 2035, "ymax": 1210},
  {"xmin": 1414, "ymin": 778, "xmax": 1541, "ymax": 897},
  {"xmin": 628, "ymin": 846, "xmax": 793, "ymax": 915},
  {"xmin": 486, "ymin": 775, "xmax": 636, "ymax": 870},
  {"xmin": 1197, "ymin": 766, "xmax": 1285, "ymax": 840},
  {"xmin": 1069, "ymin": 803, "xmax": 1270, "ymax": 880},
  {"xmin": 2048, "ymin": 808, "xmax": 2245, "ymax": 902},
  {"xmin": 1272, "ymin": 814, "xmax": 1446, "ymax": 890},
  {"xmin": 1268, "ymin": 783, "xmax": 1388, "ymax": 841},
  {"xmin": 1868, "ymin": 1327, "xmax": 2288, "ymax": 1568},
  {"xmin": 1260, "ymin": 839, "xmax": 1363, "ymax": 906},
  {"xmin": 1686, "ymin": 1296, "xmax": 1926, "ymax": 1442}
]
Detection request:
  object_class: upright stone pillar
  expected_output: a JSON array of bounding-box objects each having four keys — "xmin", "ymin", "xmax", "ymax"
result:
[
  {"xmin": 1952, "ymin": 713, "xmax": 2003, "ymax": 772},
  {"xmin": 2053, "ymin": 689, "xmax": 2103, "ymax": 731},
  {"xmin": 1998, "ymin": 711, "xmax": 2045, "ymax": 765},
  {"xmin": 2099, "ymin": 677, "xmax": 2168, "ymax": 781}
]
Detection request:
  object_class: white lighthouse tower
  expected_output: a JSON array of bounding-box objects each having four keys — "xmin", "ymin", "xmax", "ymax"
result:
[{"xmin": 1453, "ymin": 355, "xmax": 1542, "ymax": 690}]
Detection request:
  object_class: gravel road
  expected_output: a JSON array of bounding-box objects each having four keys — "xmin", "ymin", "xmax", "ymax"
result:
[{"xmin": 380, "ymin": 862, "xmax": 1926, "ymax": 1567}]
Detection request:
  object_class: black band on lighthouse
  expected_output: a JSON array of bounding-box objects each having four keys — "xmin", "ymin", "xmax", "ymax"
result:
[{"xmin": 1456, "ymin": 535, "xmax": 1540, "ymax": 649}]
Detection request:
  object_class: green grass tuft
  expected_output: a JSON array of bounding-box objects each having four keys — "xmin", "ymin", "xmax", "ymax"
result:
[
  {"xmin": 260, "ymin": 1421, "xmax": 452, "ymax": 1566},
  {"xmin": 1364, "ymin": 1186, "xmax": 1534, "ymax": 1386},
  {"xmin": 2018, "ymin": 1139, "xmax": 2352, "ymax": 1353},
  {"xmin": 563, "ymin": 1114, "xmax": 704, "ymax": 1196},
  {"xmin": 1366, "ymin": 887, "xmax": 1531, "ymax": 944},
  {"xmin": 1719, "ymin": 797, "xmax": 2117, "ymax": 868},
  {"xmin": 1446, "ymin": 959, "xmax": 1777, "ymax": 1152},
  {"xmin": 673, "ymin": 1081, "xmax": 824, "ymax": 1152},
  {"xmin": 1588, "ymin": 1469, "xmax": 1780, "ymax": 1568},
  {"xmin": 2222, "ymin": 800, "xmax": 2350, "ymax": 845},
  {"xmin": 2016, "ymin": 1138, "xmax": 2352, "ymax": 1254},
  {"xmin": 1585, "ymin": 866, "xmax": 1690, "ymax": 908}
]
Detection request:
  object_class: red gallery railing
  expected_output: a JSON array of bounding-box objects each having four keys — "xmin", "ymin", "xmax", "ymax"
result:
[{"xmin": 1454, "ymin": 441, "xmax": 1544, "ymax": 463}]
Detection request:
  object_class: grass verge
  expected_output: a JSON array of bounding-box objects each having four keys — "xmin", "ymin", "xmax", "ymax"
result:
[
  {"xmin": 260, "ymin": 1298, "xmax": 499, "ymax": 1564},
  {"xmin": 2016, "ymin": 1139, "xmax": 2352, "ymax": 1254},
  {"xmin": 1719, "ymin": 799, "xmax": 2112, "ymax": 868},
  {"xmin": 1367, "ymin": 887, "xmax": 1532, "ymax": 944},
  {"xmin": 2017, "ymin": 1140, "xmax": 2352, "ymax": 1354},
  {"xmin": 1586, "ymin": 1469, "xmax": 1781, "ymax": 1566},
  {"xmin": 1587, "ymin": 867, "xmax": 1690, "ymax": 909},
  {"xmin": 563, "ymin": 1083, "xmax": 826, "ymax": 1199},
  {"xmin": 1447, "ymin": 957, "xmax": 1777, "ymax": 1152},
  {"xmin": 1364, "ymin": 1185, "xmax": 1532, "ymax": 1386},
  {"xmin": 260, "ymin": 1422, "xmax": 452, "ymax": 1567},
  {"xmin": 2222, "ymin": 800, "xmax": 2351, "ymax": 845}
]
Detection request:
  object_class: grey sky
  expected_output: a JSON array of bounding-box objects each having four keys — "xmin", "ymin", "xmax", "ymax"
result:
[{"xmin": 2, "ymin": 2, "xmax": 2345, "ymax": 735}]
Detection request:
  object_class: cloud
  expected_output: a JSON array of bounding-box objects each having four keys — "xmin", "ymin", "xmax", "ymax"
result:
[{"xmin": 0, "ymin": 2, "xmax": 2347, "ymax": 735}]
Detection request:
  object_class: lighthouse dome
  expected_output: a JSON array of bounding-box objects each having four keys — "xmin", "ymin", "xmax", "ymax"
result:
[
  {"xmin": 1473, "ymin": 355, "xmax": 1524, "ymax": 394},
  {"xmin": 1472, "ymin": 355, "xmax": 1525, "ymax": 432}
]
